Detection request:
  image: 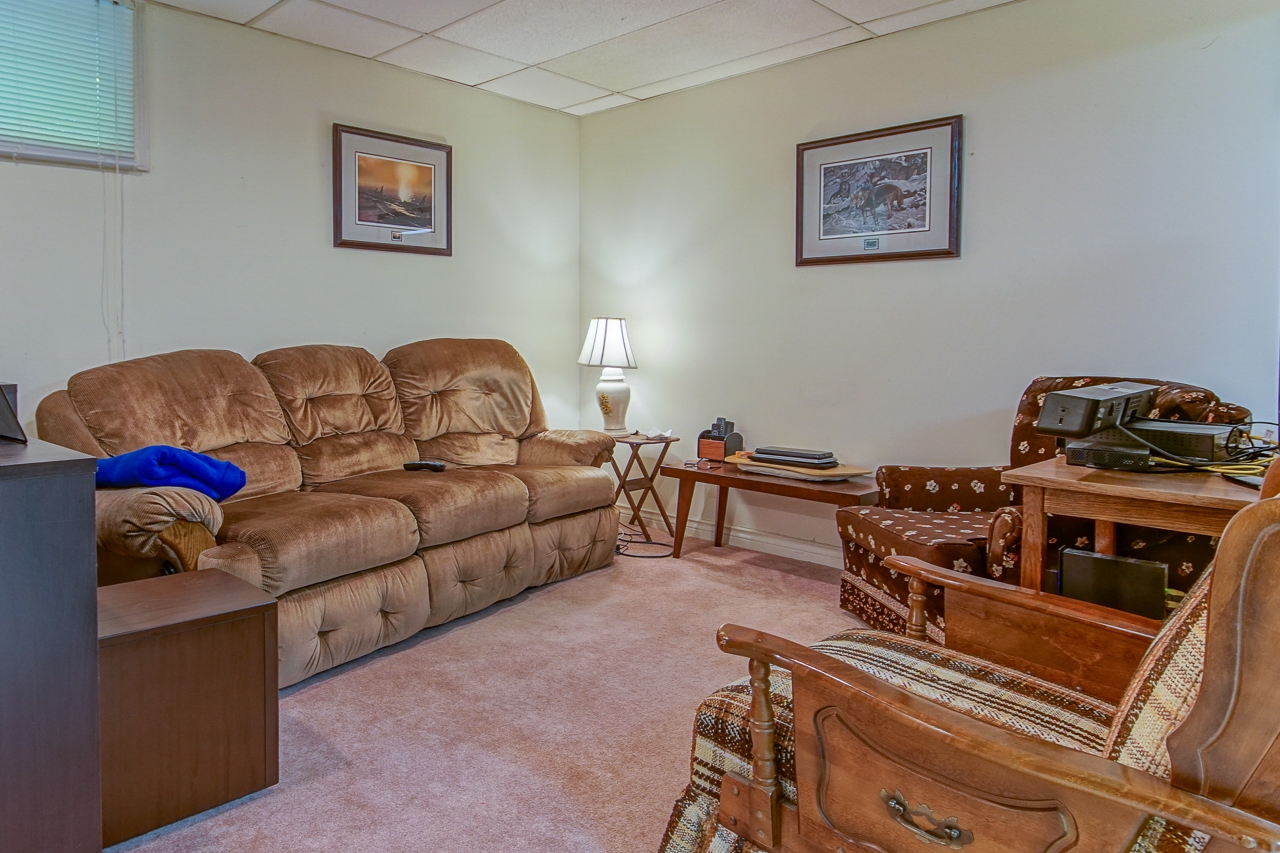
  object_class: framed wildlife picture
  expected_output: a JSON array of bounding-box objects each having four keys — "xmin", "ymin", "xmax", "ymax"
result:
[
  {"xmin": 333, "ymin": 124, "xmax": 451, "ymax": 255},
  {"xmin": 796, "ymin": 115, "xmax": 961, "ymax": 265}
]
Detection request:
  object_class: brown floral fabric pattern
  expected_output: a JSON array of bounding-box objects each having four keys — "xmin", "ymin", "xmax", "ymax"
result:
[
  {"xmin": 841, "ymin": 376, "xmax": 1249, "ymax": 632},
  {"xmin": 838, "ymin": 506, "xmax": 995, "ymax": 640},
  {"xmin": 877, "ymin": 465, "xmax": 1019, "ymax": 512}
]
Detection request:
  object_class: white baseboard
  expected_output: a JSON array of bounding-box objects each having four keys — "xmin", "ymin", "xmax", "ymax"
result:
[{"xmin": 621, "ymin": 504, "xmax": 843, "ymax": 569}]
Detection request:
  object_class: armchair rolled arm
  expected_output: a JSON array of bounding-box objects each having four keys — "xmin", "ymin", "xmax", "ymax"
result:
[
  {"xmin": 876, "ymin": 465, "xmax": 1020, "ymax": 511},
  {"xmin": 96, "ymin": 487, "xmax": 222, "ymax": 573},
  {"xmin": 986, "ymin": 505, "xmax": 1023, "ymax": 581},
  {"xmin": 717, "ymin": 623, "xmax": 1280, "ymax": 852},
  {"xmin": 517, "ymin": 429, "xmax": 616, "ymax": 467}
]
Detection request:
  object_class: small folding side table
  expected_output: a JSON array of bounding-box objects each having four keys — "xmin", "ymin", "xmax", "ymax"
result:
[{"xmin": 610, "ymin": 435, "xmax": 679, "ymax": 542}]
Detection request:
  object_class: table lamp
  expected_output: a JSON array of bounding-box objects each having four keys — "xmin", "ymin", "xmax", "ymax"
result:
[{"xmin": 578, "ymin": 317, "xmax": 636, "ymax": 436}]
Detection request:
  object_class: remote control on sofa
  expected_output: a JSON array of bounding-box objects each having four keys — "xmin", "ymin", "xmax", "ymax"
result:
[{"xmin": 404, "ymin": 461, "xmax": 446, "ymax": 472}]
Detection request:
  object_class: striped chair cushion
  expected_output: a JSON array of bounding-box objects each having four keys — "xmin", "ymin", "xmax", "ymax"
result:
[
  {"xmin": 660, "ymin": 628, "xmax": 1117, "ymax": 853},
  {"xmin": 1103, "ymin": 567, "xmax": 1213, "ymax": 780}
]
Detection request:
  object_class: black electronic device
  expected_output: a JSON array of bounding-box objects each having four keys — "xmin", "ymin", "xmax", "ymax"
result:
[
  {"xmin": 0, "ymin": 384, "xmax": 27, "ymax": 444},
  {"xmin": 749, "ymin": 453, "xmax": 839, "ymax": 469},
  {"xmin": 404, "ymin": 460, "xmax": 446, "ymax": 472},
  {"xmin": 710, "ymin": 417, "xmax": 734, "ymax": 439},
  {"xmin": 753, "ymin": 446, "xmax": 835, "ymax": 461},
  {"xmin": 1065, "ymin": 438, "xmax": 1151, "ymax": 471},
  {"xmin": 1058, "ymin": 548, "xmax": 1169, "ymax": 620},
  {"xmin": 1223, "ymin": 473, "xmax": 1264, "ymax": 490},
  {"xmin": 1035, "ymin": 382, "xmax": 1159, "ymax": 438}
]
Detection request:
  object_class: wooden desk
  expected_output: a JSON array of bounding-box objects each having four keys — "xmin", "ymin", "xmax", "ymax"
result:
[
  {"xmin": 98, "ymin": 569, "xmax": 278, "ymax": 846},
  {"xmin": 1003, "ymin": 457, "xmax": 1259, "ymax": 591},
  {"xmin": 660, "ymin": 462, "xmax": 879, "ymax": 558}
]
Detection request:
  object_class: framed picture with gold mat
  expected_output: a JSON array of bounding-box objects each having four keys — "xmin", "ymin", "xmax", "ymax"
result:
[{"xmin": 333, "ymin": 124, "xmax": 452, "ymax": 256}]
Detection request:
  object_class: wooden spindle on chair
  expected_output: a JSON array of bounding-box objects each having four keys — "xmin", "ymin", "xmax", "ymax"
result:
[
  {"xmin": 748, "ymin": 657, "xmax": 782, "ymax": 849},
  {"xmin": 907, "ymin": 576, "xmax": 929, "ymax": 642}
]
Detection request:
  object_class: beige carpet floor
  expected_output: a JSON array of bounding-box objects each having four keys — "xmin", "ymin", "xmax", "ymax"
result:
[{"xmin": 110, "ymin": 539, "xmax": 864, "ymax": 853}]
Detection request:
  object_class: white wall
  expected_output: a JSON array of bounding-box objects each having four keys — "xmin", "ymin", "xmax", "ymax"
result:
[
  {"xmin": 578, "ymin": 0, "xmax": 1280, "ymax": 565},
  {"xmin": 0, "ymin": 4, "xmax": 582, "ymax": 429}
]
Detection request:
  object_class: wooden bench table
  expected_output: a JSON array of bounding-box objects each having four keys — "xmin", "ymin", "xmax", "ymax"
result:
[
  {"xmin": 659, "ymin": 462, "xmax": 879, "ymax": 558},
  {"xmin": 1003, "ymin": 457, "xmax": 1259, "ymax": 591}
]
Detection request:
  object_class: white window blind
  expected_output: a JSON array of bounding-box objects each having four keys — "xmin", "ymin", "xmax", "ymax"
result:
[{"xmin": 0, "ymin": 0, "xmax": 143, "ymax": 169}]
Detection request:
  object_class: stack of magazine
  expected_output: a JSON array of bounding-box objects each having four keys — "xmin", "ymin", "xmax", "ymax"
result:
[
  {"xmin": 749, "ymin": 446, "xmax": 838, "ymax": 469},
  {"xmin": 731, "ymin": 446, "xmax": 868, "ymax": 482}
]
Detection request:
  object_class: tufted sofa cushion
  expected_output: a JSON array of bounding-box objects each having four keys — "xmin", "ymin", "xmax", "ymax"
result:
[
  {"xmin": 314, "ymin": 467, "xmax": 530, "ymax": 548},
  {"xmin": 276, "ymin": 554, "xmax": 433, "ymax": 688},
  {"xmin": 382, "ymin": 338, "xmax": 547, "ymax": 464},
  {"xmin": 218, "ymin": 491, "xmax": 420, "ymax": 596},
  {"xmin": 65, "ymin": 349, "xmax": 302, "ymax": 498},
  {"xmin": 253, "ymin": 344, "xmax": 417, "ymax": 489},
  {"xmin": 529, "ymin": 506, "xmax": 619, "ymax": 586},
  {"xmin": 488, "ymin": 464, "xmax": 616, "ymax": 524},
  {"xmin": 421, "ymin": 524, "xmax": 536, "ymax": 627}
]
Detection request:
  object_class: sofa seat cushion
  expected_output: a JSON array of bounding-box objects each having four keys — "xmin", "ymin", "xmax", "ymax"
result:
[
  {"xmin": 489, "ymin": 464, "xmax": 615, "ymax": 523},
  {"xmin": 218, "ymin": 491, "xmax": 419, "ymax": 596},
  {"xmin": 313, "ymin": 468, "xmax": 529, "ymax": 548},
  {"xmin": 660, "ymin": 629, "xmax": 1116, "ymax": 853}
]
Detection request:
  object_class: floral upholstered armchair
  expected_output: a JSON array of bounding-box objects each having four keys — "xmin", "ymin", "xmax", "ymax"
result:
[{"xmin": 839, "ymin": 376, "xmax": 1250, "ymax": 640}]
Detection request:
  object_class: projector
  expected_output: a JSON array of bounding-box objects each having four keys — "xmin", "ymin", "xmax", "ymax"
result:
[{"xmin": 1035, "ymin": 382, "xmax": 1159, "ymax": 438}]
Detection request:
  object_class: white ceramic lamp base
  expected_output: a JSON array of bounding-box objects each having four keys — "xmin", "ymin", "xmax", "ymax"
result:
[{"xmin": 595, "ymin": 367, "xmax": 631, "ymax": 435}]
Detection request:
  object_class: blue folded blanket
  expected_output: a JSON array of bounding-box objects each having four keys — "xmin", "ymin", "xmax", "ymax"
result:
[{"xmin": 96, "ymin": 445, "xmax": 246, "ymax": 502}]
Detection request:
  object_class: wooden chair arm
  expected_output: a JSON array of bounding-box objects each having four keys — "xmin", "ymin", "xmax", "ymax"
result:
[
  {"xmin": 885, "ymin": 555, "xmax": 1160, "ymax": 701},
  {"xmin": 717, "ymin": 624, "xmax": 1280, "ymax": 852},
  {"xmin": 157, "ymin": 520, "xmax": 217, "ymax": 573},
  {"xmin": 885, "ymin": 555, "xmax": 1162, "ymax": 640}
]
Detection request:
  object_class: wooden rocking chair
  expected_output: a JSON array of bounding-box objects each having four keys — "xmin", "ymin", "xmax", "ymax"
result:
[{"xmin": 706, "ymin": 494, "xmax": 1280, "ymax": 853}]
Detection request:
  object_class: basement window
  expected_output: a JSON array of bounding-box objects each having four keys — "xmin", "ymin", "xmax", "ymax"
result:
[{"xmin": 0, "ymin": 0, "xmax": 145, "ymax": 170}]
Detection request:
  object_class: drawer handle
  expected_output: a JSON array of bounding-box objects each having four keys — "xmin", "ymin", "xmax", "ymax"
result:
[{"xmin": 880, "ymin": 789, "xmax": 973, "ymax": 849}]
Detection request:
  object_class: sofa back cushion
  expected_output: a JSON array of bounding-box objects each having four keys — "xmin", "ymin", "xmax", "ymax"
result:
[
  {"xmin": 382, "ymin": 338, "xmax": 547, "ymax": 466},
  {"xmin": 65, "ymin": 349, "xmax": 301, "ymax": 499},
  {"xmin": 253, "ymin": 344, "xmax": 416, "ymax": 488}
]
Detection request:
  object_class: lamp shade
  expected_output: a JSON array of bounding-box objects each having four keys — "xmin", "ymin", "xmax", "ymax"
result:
[{"xmin": 577, "ymin": 318, "xmax": 637, "ymax": 369}]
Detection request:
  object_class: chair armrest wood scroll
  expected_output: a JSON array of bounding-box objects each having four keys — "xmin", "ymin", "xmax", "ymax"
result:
[{"xmin": 717, "ymin": 623, "xmax": 1280, "ymax": 852}]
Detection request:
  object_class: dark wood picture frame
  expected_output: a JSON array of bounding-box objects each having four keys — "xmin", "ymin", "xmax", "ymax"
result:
[
  {"xmin": 332, "ymin": 123, "xmax": 452, "ymax": 256},
  {"xmin": 796, "ymin": 115, "xmax": 961, "ymax": 265}
]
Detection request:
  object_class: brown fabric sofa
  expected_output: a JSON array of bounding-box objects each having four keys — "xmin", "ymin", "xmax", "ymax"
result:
[
  {"xmin": 37, "ymin": 339, "xmax": 619, "ymax": 686},
  {"xmin": 838, "ymin": 376, "xmax": 1250, "ymax": 641}
]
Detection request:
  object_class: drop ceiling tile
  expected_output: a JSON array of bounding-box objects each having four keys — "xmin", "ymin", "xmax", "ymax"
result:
[
  {"xmin": 862, "ymin": 0, "xmax": 1016, "ymax": 35},
  {"xmin": 812, "ymin": 0, "xmax": 938, "ymax": 24},
  {"xmin": 479, "ymin": 67, "xmax": 612, "ymax": 110},
  {"xmin": 323, "ymin": 0, "xmax": 502, "ymax": 34},
  {"xmin": 157, "ymin": 0, "xmax": 280, "ymax": 25},
  {"xmin": 433, "ymin": 0, "xmax": 720, "ymax": 66},
  {"xmin": 624, "ymin": 26, "xmax": 871, "ymax": 100},
  {"xmin": 378, "ymin": 35, "xmax": 525, "ymax": 84},
  {"xmin": 562, "ymin": 93, "xmax": 637, "ymax": 116},
  {"xmin": 252, "ymin": 0, "xmax": 419, "ymax": 57},
  {"xmin": 541, "ymin": 0, "xmax": 851, "ymax": 93}
]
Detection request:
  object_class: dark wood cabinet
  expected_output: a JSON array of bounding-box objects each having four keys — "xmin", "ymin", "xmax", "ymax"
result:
[
  {"xmin": 0, "ymin": 440, "xmax": 101, "ymax": 853},
  {"xmin": 98, "ymin": 569, "xmax": 278, "ymax": 847}
]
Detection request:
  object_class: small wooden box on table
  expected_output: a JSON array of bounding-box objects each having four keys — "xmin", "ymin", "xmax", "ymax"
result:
[
  {"xmin": 1003, "ymin": 457, "xmax": 1259, "ymax": 590},
  {"xmin": 98, "ymin": 568, "xmax": 279, "ymax": 847},
  {"xmin": 660, "ymin": 462, "xmax": 879, "ymax": 557}
]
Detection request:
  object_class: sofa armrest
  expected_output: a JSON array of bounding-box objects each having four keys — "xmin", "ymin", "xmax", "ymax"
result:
[
  {"xmin": 986, "ymin": 506, "xmax": 1022, "ymax": 581},
  {"xmin": 876, "ymin": 465, "xmax": 1020, "ymax": 511},
  {"xmin": 197, "ymin": 541, "xmax": 264, "ymax": 590},
  {"xmin": 885, "ymin": 555, "xmax": 1159, "ymax": 702},
  {"xmin": 518, "ymin": 429, "xmax": 616, "ymax": 467},
  {"xmin": 96, "ymin": 487, "xmax": 223, "ymax": 572}
]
